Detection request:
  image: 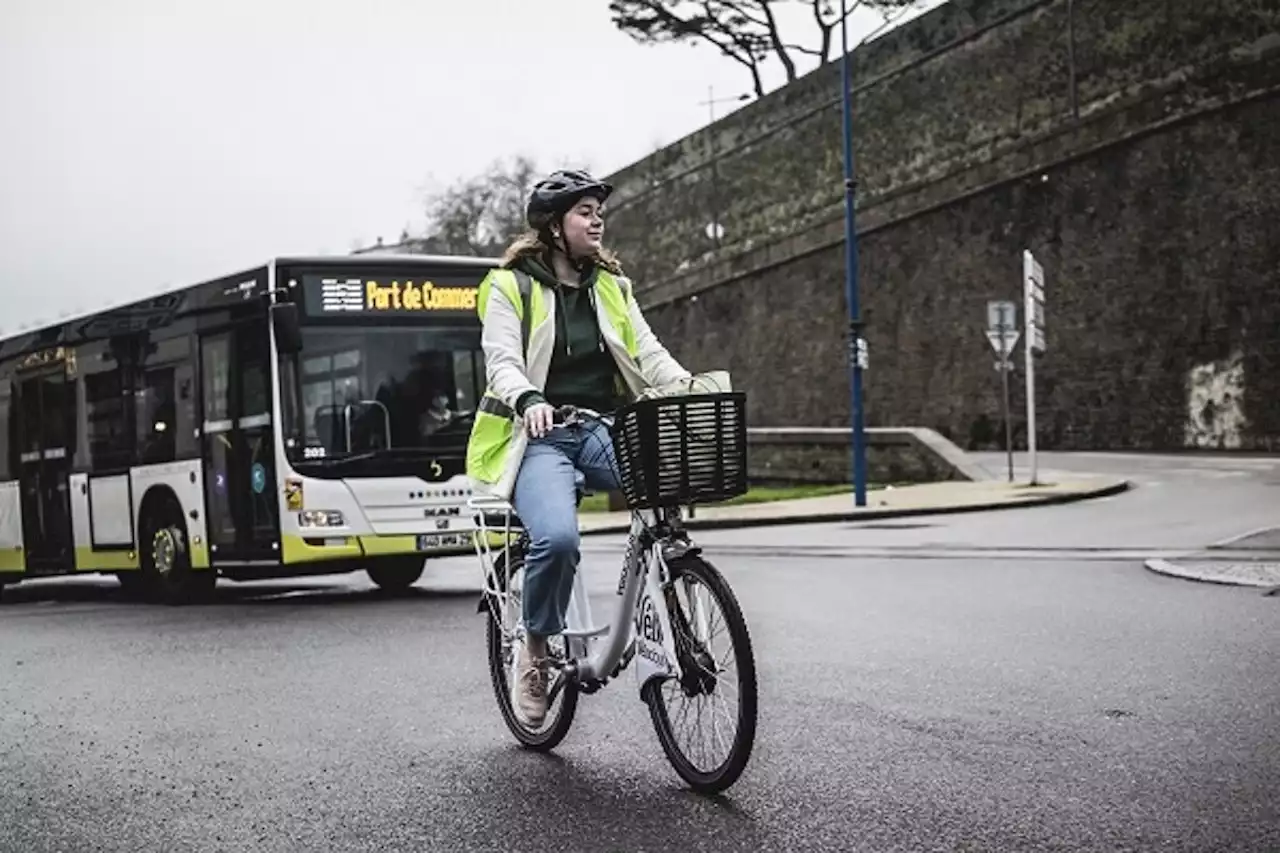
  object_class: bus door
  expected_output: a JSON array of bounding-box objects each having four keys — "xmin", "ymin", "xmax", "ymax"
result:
[
  {"xmin": 200, "ymin": 322, "xmax": 280, "ymax": 564},
  {"xmin": 16, "ymin": 367, "xmax": 75, "ymax": 572}
]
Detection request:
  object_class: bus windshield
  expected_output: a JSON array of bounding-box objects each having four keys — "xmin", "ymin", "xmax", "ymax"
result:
[{"xmin": 282, "ymin": 324, "xmax": 483, "ymax": 467}]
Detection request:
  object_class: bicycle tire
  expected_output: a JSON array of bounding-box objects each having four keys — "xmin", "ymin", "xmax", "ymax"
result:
[
  {"xmin": 644, "ymin": 554, "xmax": 758, "ymax": 794},
  {"xmin": 484, "ymin": 548, "xmax": 579, "ymax": 751}
]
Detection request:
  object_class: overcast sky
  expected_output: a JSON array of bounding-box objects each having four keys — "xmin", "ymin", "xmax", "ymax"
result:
[{"xmin": 0, "ymin": 0, "xmax": 944, "ymax": 333}]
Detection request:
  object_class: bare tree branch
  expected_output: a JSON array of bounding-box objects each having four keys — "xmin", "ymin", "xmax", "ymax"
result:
[
  {"xmin": 813, "ymin": 0, "xmax": 866, "ymax": 29},
  {"xmin": 611, "ymin": 0, "xmax": 771, "ymax": 96},
  {"xmin": 756, "ymin": 0, "xmax": 797, "ymax": 82},
  {"xmin": 784, "ymin": 42, "xmax": 825, "ymax": 57},
  {"xmin": 608, "ymin": 0, "xmax": 922, "ymax": 98},
  {"xmin": 415, "ymin": 155, "xmax": 542, "ymax": 256},
  {"xmin": 713, "ymin": 0, "xmax": 769, "ymax": 29}
]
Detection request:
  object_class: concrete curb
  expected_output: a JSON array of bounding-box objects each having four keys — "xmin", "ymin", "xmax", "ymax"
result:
[
  {"xmin": 1143, "ymin": 557, "xmax": 1280, "ymax": 592},
  {"xmin": 579, "ymin": 479, "xmax": 1133, "ymax": 537}
]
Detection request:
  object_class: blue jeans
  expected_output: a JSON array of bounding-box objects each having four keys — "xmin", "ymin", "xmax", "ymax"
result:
[{"xmin": 511, "ymin": 421, "xmax": 620, "ymax": 636}]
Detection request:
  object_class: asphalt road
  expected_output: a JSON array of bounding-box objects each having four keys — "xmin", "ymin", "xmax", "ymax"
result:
[{"xmin": 1, "ymin": 453, "xmax": 1276, "ymax": 852}]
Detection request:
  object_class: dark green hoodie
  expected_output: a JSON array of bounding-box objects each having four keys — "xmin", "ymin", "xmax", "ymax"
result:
[{"xmin": 513, "ymin": 255, "xmax": 625, "ymax": 417}]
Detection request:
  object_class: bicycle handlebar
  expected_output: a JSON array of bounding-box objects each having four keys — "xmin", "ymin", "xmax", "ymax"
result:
[{"xmin": 551, "ymin": 404, "xmax": 610, "ymax": 426}]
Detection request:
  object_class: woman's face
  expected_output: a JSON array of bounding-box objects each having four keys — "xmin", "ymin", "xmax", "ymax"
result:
[{"xmin": 559, "ymin": 195, "xmax": 604, "ymax": 257}]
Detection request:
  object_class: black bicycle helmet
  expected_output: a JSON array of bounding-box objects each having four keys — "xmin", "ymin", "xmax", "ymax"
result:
[{"xmin": 525, "ymin": 169, "xmax": 613, "ymax": 230}]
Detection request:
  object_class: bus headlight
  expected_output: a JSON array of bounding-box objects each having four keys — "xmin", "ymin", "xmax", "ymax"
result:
[{"xmin": 298, "ymin": 510, "xmax": 346, "ymax": 528}]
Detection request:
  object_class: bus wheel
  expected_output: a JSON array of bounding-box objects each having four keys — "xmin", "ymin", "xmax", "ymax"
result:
[
  {"xmin": 140, "ymin": 499, "xmax": 214, "ymax": 605},
  {"xmin": 367, "ymin": 557, "xmax": 424, "ymax": 593}
]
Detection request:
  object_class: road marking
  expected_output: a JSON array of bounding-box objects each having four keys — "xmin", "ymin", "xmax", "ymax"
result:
[
  {"xmin": 1037, "ymin": 451, "xmax": 1279, "ymax": 467},
  {"xmin": 584, "ymin": 543, "xmax": 1280, "ymax": 562}
]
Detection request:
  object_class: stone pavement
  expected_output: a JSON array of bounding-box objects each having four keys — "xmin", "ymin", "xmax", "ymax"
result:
[{"xmin": 577, "ymin": 475, "xmax": 1131, "ymax": 535}]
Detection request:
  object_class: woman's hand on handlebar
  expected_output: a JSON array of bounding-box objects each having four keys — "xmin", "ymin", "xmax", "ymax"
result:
[
  {"xmin": 523, "ymin": 402, "xmax": 555, "ymax": 438},
  {"xmin": 554, "ymin": 405, "xmax": 598, "ymax": 427},
  {"xmin": 524, "ymin": 403, "xmax": 602, "ymax": 437}
]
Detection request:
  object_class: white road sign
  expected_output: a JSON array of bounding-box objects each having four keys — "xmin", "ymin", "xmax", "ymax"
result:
[
  {"xmin": 987, "ymin": 299, "xmax": 1016, "ymax": 333},
  {"xmin": 986, "ymin": 299, "xmax": 1019, "ymax": 356},
  {"xmin": 1022, "ymin": 249, "xmax": 1046, "ymax": 485},
  {"xmin": 986, "ymin": 329, "xmax": 1020, "ymax": 356},
  {"xmin": 1023, "ymin": 252, "xmax": 1045, "ymax": 354}
]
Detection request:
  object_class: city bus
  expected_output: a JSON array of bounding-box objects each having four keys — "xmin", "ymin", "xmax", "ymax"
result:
[{"xmin": 0, "ymin": 254, "xmax": 497, "ymax": 602}]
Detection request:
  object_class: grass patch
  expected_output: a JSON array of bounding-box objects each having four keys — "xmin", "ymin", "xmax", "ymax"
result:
[{"xmin": 578, "ymin": 483, "xmax": 874, "ymax": 513}]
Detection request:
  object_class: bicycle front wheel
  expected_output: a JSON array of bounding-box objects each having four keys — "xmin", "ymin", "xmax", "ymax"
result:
[{"xmin": 644, "ymin": 554, "xmax": 758, "ymax": 794}]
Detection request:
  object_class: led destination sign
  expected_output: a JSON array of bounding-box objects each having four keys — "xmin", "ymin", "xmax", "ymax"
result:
[{"xmin": 301, "ymin": 274, "xmax": 479, "ymax": 316}]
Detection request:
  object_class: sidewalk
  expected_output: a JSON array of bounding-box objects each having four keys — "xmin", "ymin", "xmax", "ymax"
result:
[
  {"xmin": 578, "ymin": 476, "xmax": 1132, "ymax": 535},
  {"xmin": 1144, "ymin": 526, "xmax": 1280, "ymax": 591}
]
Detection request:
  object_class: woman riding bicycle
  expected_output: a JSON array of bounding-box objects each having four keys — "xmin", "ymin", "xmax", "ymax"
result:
[{"xmin": 465, "ymin": 168, "xmax": 691, "ymax": 727}]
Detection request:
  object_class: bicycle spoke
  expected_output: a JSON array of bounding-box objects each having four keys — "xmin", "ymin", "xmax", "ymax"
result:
[
  {"xmin": 652, "ymin": 566, "xmax": 751, "ymax": 777},
  {"xmin": 705, "ymin": 604, "xmax": 727, "ymax": 647},
  {"xmin": 710, "ymin": 694, "xmax": 723, "ymax": 763},
  {"xmin": 694, "ymin": 698, "xmax": 708, "ymax": 769}
]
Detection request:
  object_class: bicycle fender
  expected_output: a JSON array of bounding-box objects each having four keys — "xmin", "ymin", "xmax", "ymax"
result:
[{"xmin": 633, "ymin": 556, "xmax": 682, "ymax": 696}]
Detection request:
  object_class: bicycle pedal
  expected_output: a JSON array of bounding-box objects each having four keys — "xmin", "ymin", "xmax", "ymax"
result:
[{"xmin": 578, "ymin": 677, "xmax": 607, "ymax": 695}]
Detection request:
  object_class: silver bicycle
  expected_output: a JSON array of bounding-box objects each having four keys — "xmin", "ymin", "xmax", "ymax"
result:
[{"xmin": 468, "ymin": 392, "xmax": 758, "ymax": 794}]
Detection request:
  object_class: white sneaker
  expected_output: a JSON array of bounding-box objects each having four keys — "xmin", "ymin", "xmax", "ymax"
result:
[{"xmin": 511, "ymin": 639, "xmax": 549, "ymax": 727}]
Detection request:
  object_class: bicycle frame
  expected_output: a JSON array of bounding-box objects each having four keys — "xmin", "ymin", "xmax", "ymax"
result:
[
  {"xmin": 571, "ymin": 508, "xmax": 686, "ymax": 690},
  {"xmin": 465, "ymin": 384, "xmax": 757, "ymax": 794},
  {"xmin": 468, "ymin": 401, "xmax": 732, "ymax": 700},
  {"xmin": 469, "ymin": 497, "xmax": 689, "ymax": 699}
]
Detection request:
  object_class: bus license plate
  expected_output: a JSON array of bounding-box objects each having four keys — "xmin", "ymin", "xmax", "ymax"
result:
[{"xmin": 417, "ymin": 533, "xmax": 467, "ymax": 550}]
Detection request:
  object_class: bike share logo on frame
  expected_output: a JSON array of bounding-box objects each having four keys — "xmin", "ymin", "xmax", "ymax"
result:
[
  {"xmin": 617, "ymin": 536, "xmax": 641, "ymax": 595},
  {"xmin": 639, "ymin": 595, "xmax": 663, "ymax": 644},
  {"xmin": 636, "ymin": 594, "xmax": 667, "ymax": 668}
]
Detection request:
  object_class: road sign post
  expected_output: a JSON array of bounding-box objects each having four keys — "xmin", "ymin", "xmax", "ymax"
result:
[
  {"xmin": 1023, "ymin": 250, "xmax": 1046, "ymax": 485},
  {"xmin": 986, "ymin": 300, "xmax": 1019, "ymax": 482}
]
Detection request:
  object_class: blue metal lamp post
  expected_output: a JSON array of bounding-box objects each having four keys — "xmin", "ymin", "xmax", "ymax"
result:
[{"xmin": 839, "ymin": 0, "xmax": 868, "ymax": 507}]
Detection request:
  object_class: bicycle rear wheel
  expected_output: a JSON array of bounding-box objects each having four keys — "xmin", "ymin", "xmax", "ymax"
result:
[
  {"xmin": 644, "ymin": 553, "xmax": 758, "ymax": 793},
  {"xmin": 484, "ymin": 547, "xmax": 579, "ymax": 751}
]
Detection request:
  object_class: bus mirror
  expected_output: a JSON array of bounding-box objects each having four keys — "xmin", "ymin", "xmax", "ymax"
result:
[{"xmin": 271, "ymin": 303, "xmax": 302, "ymax": 354}]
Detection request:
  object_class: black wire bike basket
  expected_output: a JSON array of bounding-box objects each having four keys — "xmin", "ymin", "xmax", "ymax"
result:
[{"xmin": 609, "ymin": 392, "xmax": 749, "ymax": 511}]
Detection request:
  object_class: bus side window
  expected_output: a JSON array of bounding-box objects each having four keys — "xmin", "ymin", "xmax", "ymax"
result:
[
  {"xmin": 137, "ymin": 367, "xmax": 177, "ymax": 466},
  {"xmin": 135, "ymin": 332, "xmax": 196, "ymax": 466},
  {"xmin": 85, "ymin": 369, "xmax": 134, "ymax": 473},
  {"xmin": 172, "ymin": 362, "xmax": 197, "ymax": 460}
]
